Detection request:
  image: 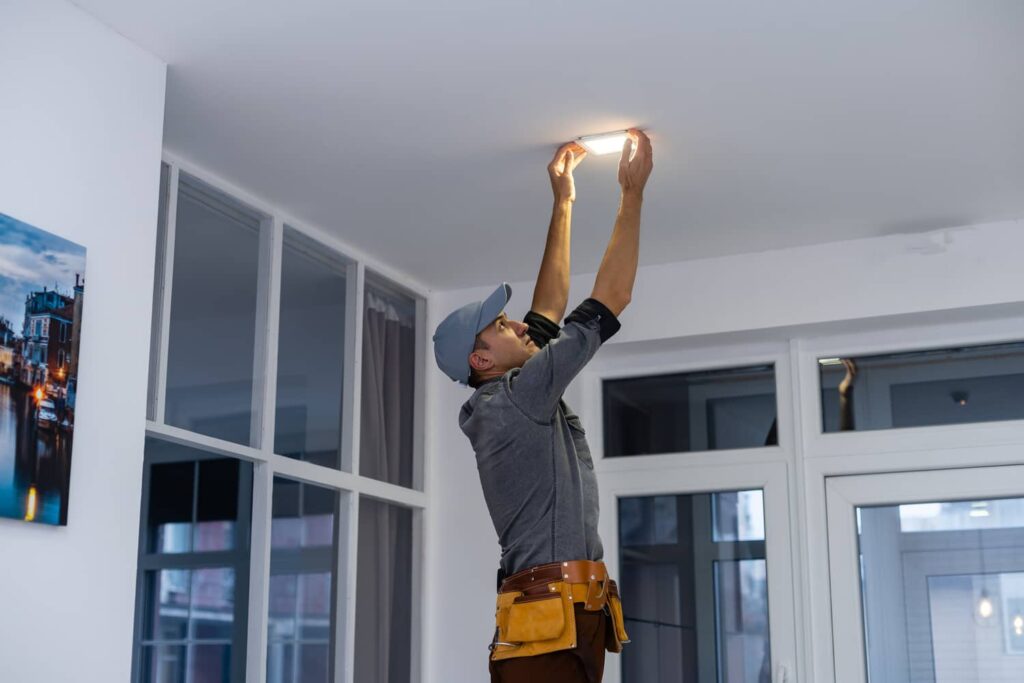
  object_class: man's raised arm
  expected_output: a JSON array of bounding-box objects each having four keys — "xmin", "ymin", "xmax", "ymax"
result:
[
  {"xmin": 530, "ymin": 142, "xmax": 587, "ymax": 323},
  {"xmin": 590, "ymin": 129, "xmax": 654, "ymax": 317}
]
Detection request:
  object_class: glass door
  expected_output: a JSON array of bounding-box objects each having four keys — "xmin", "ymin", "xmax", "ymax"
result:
[
  {"xmin": 826, "ymin": 463, "xmax": 1024, "ymax": 683},
  {"xmin": 601, "ymin": 462, "xmax": 797, "ymax": 683}
]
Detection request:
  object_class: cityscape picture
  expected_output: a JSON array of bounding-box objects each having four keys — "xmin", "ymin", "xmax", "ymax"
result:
[{"xmin": 0, "ymin": 212, "xmax": 85, "ymax": 526}]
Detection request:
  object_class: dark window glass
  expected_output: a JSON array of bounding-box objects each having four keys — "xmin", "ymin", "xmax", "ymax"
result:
[
  {"xmin": 149, "ymin": 462, "xmax": 195, "ymax": 554},
  {"xmin": 619, "ymin": 490, "xmax": 770, "ymax": 683},
  {"xmin": 148, "ymin": 455, "xmax": 244, "ymax": 555},
  {"xmin": 359, "ymin": 274, "xmax": 418, "ymax": 488},
  {"xmin": 165, "ymin": 174, "xmax": 262, "ymax": 446},
  {"xmin": 713, "ymin": 490, "xmax": 766, "ymax": 542},
  {"xmin": 275, "ymin": 227, "xmax": 348, "ymax": 470},
  {"xmin": 267, "ymin": 478, "xmax": 340, "ymax": 683},
  {"xmin": 819, "ymin": 342, "xmax": 1024, "ymax": 433},
  {"xmin": 195, "ymin": 459, "xmax": 240, "ymax": 552},
  {"xmin": 604, "ymin": 365, "xmax": 777, "ymax": 458},
  {"xmin": 135, "ymin": 439, "xmax": 252, "ymax": 683},
  {"xmin": 354, "ymin": 498, "xmax": 414, "ymax": 683},
  {"xmin": 140, "ymin": 644, "xmax": 186, "ymax": 683}
]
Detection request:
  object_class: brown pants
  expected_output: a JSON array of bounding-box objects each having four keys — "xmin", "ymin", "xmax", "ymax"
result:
[{"xmin": 489, "ymin": 605, "xmax": 608, "ymax": 683}]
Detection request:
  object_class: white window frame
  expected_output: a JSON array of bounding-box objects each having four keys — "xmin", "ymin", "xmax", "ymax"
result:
[
  {"xmin": 571, "ymin": 309, "xmax": 1024, "ymax": 683},
  {"xmin": 824, "ymin": 459, "xmax": 1024, "ymax": 683},
  {"xmin": 575, "ymin": 340, "xmax": 803, "ymax": 683},
  {"xmin": 598, "ymin": 460, "xmax": 800, "ymax": 683},
  {"xmin": 799, "ymin": 315, "xmax": 1024, "ymax": 683},
  {"xmin": 144, "ymin": 153, "xmax": 430, "ymax": 683}
]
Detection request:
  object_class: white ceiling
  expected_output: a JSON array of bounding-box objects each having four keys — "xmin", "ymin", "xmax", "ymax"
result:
[{"xmin": 72, "ymin": 0, "xmax": 1024, "ymax": 290}]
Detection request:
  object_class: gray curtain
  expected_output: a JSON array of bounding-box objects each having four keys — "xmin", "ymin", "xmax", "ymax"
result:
[{"xmin": 354, "ymin": 291, "xmax": 414, "ymax": 683}]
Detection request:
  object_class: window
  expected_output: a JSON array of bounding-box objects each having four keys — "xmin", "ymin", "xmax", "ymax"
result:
[
  {"xmin": 818, "ymin": 341, "xmax": 1024, "ymax": 433},
  {"xmin": 360, "ymin": 273, "xmax": 419, "ymax": 488},
  {"xmin": 141, "ymin": 159, "xmax": 426, "ymax": 683},
  {"xmin": 854, "ymin": 493, "xmax": 1024, "ymax": 681},
  {"xmin": 164, "ymin": 173, "xmax": 264, "ymax": 446},
  {"xmin": 133, "ymin": 439, "xmax": 253, "ymax": 683},
  {"xmin": 619, "ymin": 490, "xmax": 771, "ymax": 682},
  {"xmin": 275, "ymin": 228, "xmax": 349, "ymax": 470},
  {"xmin": 267, "ymin": 478, "xmax": 341, "ymax": 683},
  {"xmin": 355, "ymin": 498, "xmax": 415, "ymax": 682},
  {"xmin": 603, "ymin": 365, "xmax": 778, "ymax": 457}
]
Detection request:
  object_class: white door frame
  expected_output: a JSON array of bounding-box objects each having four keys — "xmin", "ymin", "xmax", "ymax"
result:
[
  {"xmin": 824, "ymin": 457, "xmax": 1024, "ymax": 683},
  {"xmin": 597, "ymin": 459, "xmax": 799, "ymax": 683}
]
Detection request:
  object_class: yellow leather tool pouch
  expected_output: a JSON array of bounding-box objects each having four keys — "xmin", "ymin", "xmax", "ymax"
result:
[
  {"xmin": 491, "ymin": 581, "xmax": 577, "ymax": 661},
  {"xmin": 604, "ymin": 594, "xmax": 630, "ymax": 653}
]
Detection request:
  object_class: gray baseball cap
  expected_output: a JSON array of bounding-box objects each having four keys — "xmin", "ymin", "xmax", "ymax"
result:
[{"xmin": 433, "ymin": 282, "xmax": 512, "ymax": 384}]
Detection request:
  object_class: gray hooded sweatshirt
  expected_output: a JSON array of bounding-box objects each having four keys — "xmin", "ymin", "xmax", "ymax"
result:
[{"xmin": 458, "ymin": 299, "xmax": 620, "ymax": 576}]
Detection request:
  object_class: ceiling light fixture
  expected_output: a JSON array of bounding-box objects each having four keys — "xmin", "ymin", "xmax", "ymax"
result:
[
  {"xmin": 818, "ymin": 358, "xmax": 844, "ymax": 366},
  {"xmin": 576, "ymin": 130, "xmax": 631, "ymax": 156}
]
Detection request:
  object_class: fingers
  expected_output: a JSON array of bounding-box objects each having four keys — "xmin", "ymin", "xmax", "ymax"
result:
[
  {"xmin": 549, "ymin": 141, "xmax": 588, "ymax": 175},
  {"xmin": 551, "ymin": 142, "xmax": 571, "ymax": 163},
  {"xmin": 569, "ymin": 142, "xmax": 587, "ymax": 167},
  {"xmin": 629, "ymin": 129, "xmax": 652, "ymax": 168},
  {"xmin": 619, "ymin": 135, "xmax": 635, "ymax": 168},
  {"xmin": 549, "ymin": 143, "xmax": 572, "ymax": 174}
]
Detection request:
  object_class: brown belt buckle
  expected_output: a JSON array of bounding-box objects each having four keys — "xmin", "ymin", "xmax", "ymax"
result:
[{"xmin": 583, "ymin": 573, "xmax": 606, "ymax": 611}]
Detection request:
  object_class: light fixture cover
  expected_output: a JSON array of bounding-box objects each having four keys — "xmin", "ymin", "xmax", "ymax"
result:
[{"xmin": 576, "ymin": 130, "xmax": 630, "ymax": 156}]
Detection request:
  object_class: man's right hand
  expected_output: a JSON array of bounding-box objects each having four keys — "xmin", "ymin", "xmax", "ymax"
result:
[
  {"xmin": 618, "ymin": 129, "xmax": 654, "ymax": 198},
  {"xmin": 548, "ymin": 141, "xmax": 587, "ymax": 204}
]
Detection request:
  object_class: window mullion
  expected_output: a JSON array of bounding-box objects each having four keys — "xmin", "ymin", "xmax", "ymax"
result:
[
  {"xmin": 152, "ymin": 164, "xmax": 180, "ymax": 425},
  {"xmin": 130, "ymin": 462, "xmax": 155, "ymax": 683},
  {"xmin": 338, "ymin": 491, "xmax": 360, "ymax": 683},
  {"xmin": 408, "ymin": 507, "xmax": 424, "ymax": 683},
  {"xmin": 252, "ymin": 216, "xmax": 283, "ymax": 452},
  {"xmin": 412, "ymin": 297, "xmax": 427, "ymax": 492},
  {"xmin": 245, "ymin": 462, "xmax": 274, "ymax": 683},
  {"xmin": 340, "ymin": 262, "xmax": 365, "ymax": 475}
]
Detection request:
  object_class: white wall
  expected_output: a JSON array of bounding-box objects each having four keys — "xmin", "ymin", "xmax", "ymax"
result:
[
  {"xmin": 0, "ymin": 1, "xmax": 165, "ymax": 681},
  {"xmin": 423, "ymin": 218, "xmax": 1024, "ymax": 683}
]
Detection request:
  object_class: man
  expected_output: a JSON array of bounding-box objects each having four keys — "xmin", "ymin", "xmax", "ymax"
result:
[{"xmin": 432, "ymin": 129, "xmax": 653, "ymax": 682}]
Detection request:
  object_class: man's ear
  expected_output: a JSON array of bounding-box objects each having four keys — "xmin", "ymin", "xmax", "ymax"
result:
[{"xmin": 469, "ymin": 351, "xmax": 491, "ymax": 372}]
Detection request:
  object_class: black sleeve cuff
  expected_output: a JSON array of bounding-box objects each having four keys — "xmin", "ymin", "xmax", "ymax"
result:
[
  {"xmin": 524, "ymin": 310, "xmax": 561, "ymax": 348},
  {"xmin": 564, "ymin": 298, "xmax": 621, "ymax": 343}
]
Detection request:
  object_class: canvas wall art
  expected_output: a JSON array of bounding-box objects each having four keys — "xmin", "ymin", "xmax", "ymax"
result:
[{"xmin": 0, "ymin": 212, "xmax": 86, "ymax": 526}]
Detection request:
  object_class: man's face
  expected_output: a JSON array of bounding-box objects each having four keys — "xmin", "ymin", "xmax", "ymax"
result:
[{"xmin": 471, "ymin": 313, "xmax": 538, "ymax": 375}]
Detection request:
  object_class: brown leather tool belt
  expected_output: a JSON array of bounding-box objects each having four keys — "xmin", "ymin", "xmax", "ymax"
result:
[{"xmin": 489, "ymin": 560, "xmax": 630, "ymax": 662}]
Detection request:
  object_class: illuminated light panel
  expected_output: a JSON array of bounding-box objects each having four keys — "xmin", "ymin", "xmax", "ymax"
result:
[
  {"xmin": 576, "ymin": 131, "xmax": 630, "ymax": 156},
  {"xmin": 818, "ymin": 357, "xmax": 844, "ymax": 366}
]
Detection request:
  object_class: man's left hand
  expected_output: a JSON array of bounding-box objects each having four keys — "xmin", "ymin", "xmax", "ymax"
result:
[{"xmin": 548, "ymin": 142, "xmax": 587, "ymax": 203}]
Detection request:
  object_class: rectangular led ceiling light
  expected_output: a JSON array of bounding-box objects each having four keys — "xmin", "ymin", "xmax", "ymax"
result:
[{"xmin": 576, "ymin": 130, "xmax": 630, "ymax": 156}]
